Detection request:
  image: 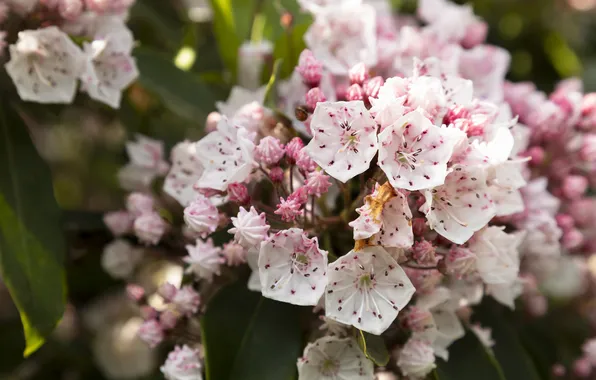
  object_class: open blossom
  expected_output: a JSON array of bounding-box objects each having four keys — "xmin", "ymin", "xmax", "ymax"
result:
[
  {"xmin": 349, "ymin": 183, "xmax": 413, "ymax": 248},
  {"xmin": 195, "ymin": 117, "xmax": 257, "ymax": 191},
  {"xmin": 397, "ymin": 338, "xmax": 436, "ymax": 378},
  {"xmin": 161, "ymin": 345, "xmax": 202, "ymax": 380},
  {"xmin": 378, "ymin": 109, "xmax": 465, "ymax": 191},
  {"xmin": 163, "ymin": 141, "xmax": 204, "ymax": 206},
  {"xmin": 184, "ymin": 238, "xmax": 224, "ymax": 282},
  {"xmin": 469, "ymin": 227, "xmax": 523, "ymax": 286},
  {"xmin": 171, "ymin": 286, "xmax": 201, "ymax": 317},
  {"xmin": 184, "ymin": 195, "xmax": 219, "ymax": 238},
  {"xmin": 258, "ymin": 228, "xmax": 328, "ymax": 306},
  {"xmin": 297, "ymin": 336, "xmax": 373, "ymax": 379},
  {"xmin": 420, "ymin": 167, "xmax": 496, "ymax": 244},
  {"xmin": 306, "ymin": 101, "xmax": 378, "ymax": 182},
  {"xmin": 6, "ymin": 26, "xmax": 85, "ymax": 103},
  {"xmin": 134, "ymin": 212, "xmax": 167, "ymax": 245},
  {"xmin": 325, "ymin": 246, "xmax": 415, "ymax": 335},
  {"xmin": 228, "ymin": 206, "xmax": 270, "ymax": 248},
  {"xmin": 80, "ymin": 21, "xmax": 138, "ymax": 108}
]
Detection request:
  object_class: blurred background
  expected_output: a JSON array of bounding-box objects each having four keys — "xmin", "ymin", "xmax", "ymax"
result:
[{"xmin": 1, "ymin": 0, "xmax": 596, "ymax": 379}]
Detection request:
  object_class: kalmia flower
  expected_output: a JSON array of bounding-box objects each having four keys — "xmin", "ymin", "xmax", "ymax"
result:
[
  {"xmin": 255, "ymin": 136, "xmax": 285, "ymax": 166},
  {"xmin": 305, "ymin": 170, "xmax": 332, "ymax": 196},
  {"xmin": 228, "ymin": 206, "xmax": 270, "ymax": 248},
  {"xmin": 138, "ymin": 319, "xmax": 164, "ymax": 348},
  {"xmin": 133, "ymin": 212, "xmax": 167, "ymax": 245},
  {"xmin": 183, "ymin": 195, "xmax": 219, "ymax": 238},
  {"xmin": 297, "ymin": 336, "xmax": 373, "ymax": 379},
  {"xmin": 171, "ymin": 286, "xmax": 201, "ymax": 317},
  {"xmin": 103, "ymin": 210, "xmax": 133, "ymax": 236},
  {"xmin": 126, "ymin": 193, "xmax": 154, "ymax": 217},
  {"xmin": 397, "ymin": 338, "xmax": 436, "ymax": 378},
  {"xmin": 184, "ymin": 238, "xmax": 224, "ymax": 282},
  {"xmin": 227, "ymin": 183, "xmax": 250, "ymax": 204},
  {"xmin": 258, "ymin": 228, "xmax": 328, "ymax": 306},
  {"xmin": 222, "ymin": 242, "xmax": 247, "ymax": 266},
  {"xmin": 163, "ymin": 141, "xmax": 204, "ymax": 206},
  {"xmin": 325, "ymin": 246, "xmax": 415, "ymax": 334},
  {"xmin": 160, "ymin": 345, "xmax": 202, "ymax": 380}
]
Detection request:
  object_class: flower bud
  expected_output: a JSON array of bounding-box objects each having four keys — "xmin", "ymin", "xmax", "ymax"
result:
[
  {"xmin": 59, "ymin": 0, "xmax": 83, "ymax": 20},
  {"xmin": 444, "ymin": 246, "xmax": 476, "ymax": 279},
  {"xmin": 296, "ymin": 50, "xmax": 323, "ymax": 87},
  {"xmin": 269, "ymin": 167, "xmax": 284, "ymax": 182},
  {"xmin": 363, "ymin": 76, "xmax": 383, "ymax": 99},
  {"xmin": 223, "ymin": 242, "xmax": 247, "ymax": 266},
  {"xmin": 138, "ymin": 319, "xmax": 164, "ymax": 348},
  {"xmin": 305, "ymin": 87, "xmax": 326, "ymax": 110},
  {"xmin": 305, "ymin": 170, "xmax": 332, "ymax": 197},
  {"xmin": 411, "ymin": 240, "xmax": 436, "ymax": 265},
  {"xmin": 345, "ymin": 83, "xmax": 364, "ymax": 101},
  {"xmin": 126, "ymin": 192, "xmax": 154, "ymax": 217},
  {"xmin": 101, "ymin": 239, "xmax": 141, "ymax": 279},
  {"xmin": 140, "ymin": 306, "xmax": 158, "ymax": 320},
  {"xmin": 103, "ymin": 210, "xmax": 133, "ymax": 236},
  {"xmin": 205, "ymin": 112, "xmax": 222, "ymax": 133},
  {"xmin": 296, "ymin": 148, "xmax": 317, "ymax": 173},
  {"xmin": 126, "ymin": 284, "xmax": 145, "ymax": 302},
  {"xmin": 562, "ymin": 228, "xmax": 584, "ymax": 250},
  {"xmin": 579, "ymin": 93, "xmax": 596, "ymax": 131},
  {"xmin": 172, "ymin": 285, "xmax": 201, "ymax": 316},
  {"xmin": 159, "ymin": 310, "xmax": 179, "ymax": 330},
  {"xmin": 227, "ymin": 183, "xmax": 250, "ymax": 204},
  {"xmin": 158, "ymin": 282, "xmax": 178, "ymax": 301},
  {"xmin": 285, "ymin": 137, "xmax": 304, "ymax": 164},
  {"xmin": 562, "ymin": 175, "xmax": 588, "ymax": 199},
  {"xmin": 525, "ymin": 146, "xmax": 545, "ymax": 166},
  {"xmin": 573, "ymin": 357, "xmax": 592, "ymax": 378},
  {"xmin": 462, "ymin": 20, "xmax": 488, "ymax": 49},
  {"xmin": 256, "ymin": 136, "xmax": 285, "ymax": 166},
  {"xmin": 183, "ymin": 195, "xmax": 218, "ymax": 237},
  {"xmin": 412, "ymin": 218, "xmax": 428, "ymax": 237},
  {"xmin": 348, "ymin": 62, "xmax": 369, "ymax": 85},
  {"xmin": 555, "ymin": 213, "xmax": 575, "ymax": 231},
  {"xmin": 134, "ymin": 212, "xmax": 166, "ymax": 245}
]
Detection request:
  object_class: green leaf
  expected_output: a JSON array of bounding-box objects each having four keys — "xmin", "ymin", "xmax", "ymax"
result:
[
  {"xmin": 273, "ymin": 21, "xmax": 310, "ymax": 79},
  {"xmin": 0, "ymin": 103, "xmax": 66, "ymax": 357},
  {"xmin": 134, "ymin": 47, "xmax": 217, "ymax": 122},
  {"xmin": 474, "ymin": 299, "xmax": 543, "ymax": 380},
  {"xmin": 263, "ymin": 59, "xmax": 284, "ymax": 109},
  {"xmin": 356, "ymin": 330, "xmax": 390, "ymax": 366},
  {"xmin": 201, "ymin": 277, "xmax": 305, "ymax": 380},
  {"xmin": 435, "ymin": 329, "xmax": 505, "ymax": 380}
]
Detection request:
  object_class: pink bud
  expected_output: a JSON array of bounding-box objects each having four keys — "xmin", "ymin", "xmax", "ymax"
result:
[
  {"xmin": 335, "ymin": 83, "xmax": 349, "ymax": 100},
  {"xmin": 134, "ymin": 212, "xmax": 166, "ymax": 245},
  {"xmin": 269, "ymin": 167, "xmax": 284, "ymax": 182},
  {"xmin": 256, "ymin": 136, "xmax": 285, "ymax": 166},
  {"xmin": 525, "ymin": 146, "xmax": 545, "ymax": 166},
  {"xmin": 223, "ymin": 242, "xmax": 246, "ymax": 266},
  {"xmin": 305, "ymin": 87, "xmax": 326, "ymax": 110},
  {"xmin": 305, "ymin": 170, "xmax": 332, "ymax": 197},
  {"xmin": 403, "ymin": 267, "xmax": 443, "ymax": 294},
  {"xmin": 363, "ymin": 76, "xmax": 384, "ymax": 99},
  {"xmin": 275, "ymin": 197, "xmax": 303, "ymax": 222},
  {"xmin": 402, "ymin": 306, "xmax": 434, "ymax": 333},
  {"xmin": 411, "ymin": 240, "xmax": 436, "ymax": 265},
  {"xmin": 159, "ymin": 310, "xmax": 179, "ymax": 330},
  {"xmin": 555, "ymin": 213, "xmax": 575, "ymax": 231},
  {"xmin": 296, "ymin": 50, "xmax": 323, "ymax": 87},
  {"xmin": 552, "ymin": 363, "xmax": 566, "ymax": 377},
  {"xmin": 562, "ymin": 175, "xmax": 588, "ymax": 199},
  {"xmin": 570, "ymin": 198, "xmax": 596, "ymax": 227},
  {"xmin": 348, "ymin": 63, "xmax": 369, "ymax": 85},
  {"xmin": 126, "ymin": 193, "xmax": 154, "ymax": 217},
  {"xmin": 138, "ymin": 319, "xmax": 164, "ymax": 348},
  {"xmin": 285, "ymin": 137, "xmax": 304, "ymax": 164},
  {"xmin": 462, "ymin": 20, "xmax": 488, "ymax": 48},
  {"xmin": 412, "ymin": 217, "xmax": 428, "ymax": 236},
  {"xmin": 296, "ymin": 148, "xmax": 317, "ymax": 173},
  {"xmin": 345, "ymin": 83, "xmax": 364, "ymax": 101},
  {"xmin": 158, "ymin": 283, "xmax": 178, "ymax": 301},
  {"xmin": 524, "ymin": 293, "xmax": 547, "ymax": 317},
  {"xmin": 580, "ymin": 134, "xmax": 596, "ymax": 163},
  {"xmin": 140, "ymin": 306, "xmax": 158, "ymax": 320},
  {"xmin": 562, "ymin": 228, "xmax": 584, "ymax": 250},
  {"xmin": 103, "ymin": 210, "xmax": 133, "ymax": 236},
  {"xmin": 573, "ymin": 357, "xmax": 592, "ymax": 378},
  {"xmin": 227, "ymin": 183, "xmax": 250, "ymax": 204},
  {"xmin": 126, "ymin": 284, "xmax": 145, "ymax": 301},
  {"xmin": 444, "ymin": 246, "xmax": 476, "ymax": 279},
  {"xmin": 172, "ymin": 285, "xmax": 201, "ymax": 316},
  {"xmin": 206, "ymin": 112, "xmax": 222, "ymax": 133},
  {"xmin": 288, "ymin": 186, "xmax": 309, "ymax": 205}
]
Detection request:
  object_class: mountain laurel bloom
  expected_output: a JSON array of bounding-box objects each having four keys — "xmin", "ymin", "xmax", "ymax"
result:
[
  {"xmin": 161, "ymin": 345, "xmax": 202, "ymax": 380},
  {"xmin": 184, "ymin": 238, "xmax": 224, "ymax": 282},
  {"xmin": 297, "ymin": 336, "xmax": 373, "ymax": 379},
  {"xmin": 183, "ymin": 195, "xmax": 219, "ymax": 238},
  {"xmin": 228, "ymin": 206, "xmax": 270, "ymax": 248}
]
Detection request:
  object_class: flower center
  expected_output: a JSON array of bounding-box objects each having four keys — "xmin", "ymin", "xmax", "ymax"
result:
[
  {"xmin": 359, "ymin": 273, "xmax": 374, "ymax": 289},
  {"xmin": 320, "ymin": 358, "xmax": 340, "ymax": 376},
  {"xmin": 296, "ymin": 253, "xmax": 309, "ymax": 265}
]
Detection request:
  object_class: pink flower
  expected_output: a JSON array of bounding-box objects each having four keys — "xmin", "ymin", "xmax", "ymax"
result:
[
  {"xmin": 183, "ymin": 195, "xmax": 219, "ymax": 238},
  {"xmin": 363, "ymin": 76, "xmax": 384, "ymax": 99},
  {"xmin": 269, "ymin": 166, "xmax": 284, "ymax": 182},
  {"xmin": 285, "ymin": 137, "xmax": 305, "ymax": 165},
  {"xmin": 275, "ymin": 197, "xmax": 303, "ymax": 222},
  {"xmin": 134, "ymin": 212, "xmax": 167, "ymax": 245},
  {"xmin": 126, "ymin": 284, "xmax": 145, "ymax": 301},
  {"xmin": 103, "ymin": 210, "xmax": 133, "ymax": 236},
  {"xmin": 255, "ymin": 136, "xmax": 285, "ymax": 166},
  {"xmin": 305, "ymin": 87, "xmax": 326, "ymax": 110},
  {"xmin": 228, "ymin": 206, "xmax": 270, "ymax": 248},
  {"xmin": 306, "ymin": 101, "xmax": 378, "ymax": 182},
  {"xmin": 159, "ymin": 310, "xmax": 179, "ymax": 330},
  {"xmin": 259, "ymin": 228, "xmax": 328, "ymax": 306},
  {"xmin": 227, "ymin": 182, "xmax": 250, "ymax": 204},
  {"xmin": 126, "ymin": 192, "xmax": 154, "ymax": 217},
  {"xmin": 160, "ymin": 345, "xmax": 202, "ymax": 380},
  {"xmin": 138, "ymin": 319, "xmax": 164, "ymax": 348},
  {"xmin": 158, "ymin": 283, "xmax": 178, "ymax": 301},
  {"xmin": 296, "ymin": 148, "xmax": 318, "ymax": 173},
  {"xmin": 296, "ymin": 49, "xmax": 323, "ymax": 86},
  {"xmin": 305, "ymin": 170, "xmax": 332, "ymax": 196},
  {"xmin": 345, "ymin": 84, "xmax": 364, "ymax": 101},
  {"xmin": 172, "ymin": 285, "xmax": 201, "ymax": 316}
]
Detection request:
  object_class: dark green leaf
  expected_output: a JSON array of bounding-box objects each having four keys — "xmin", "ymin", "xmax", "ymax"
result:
[
  {"xmin": 474, "ymin": 299, "xmax": 543, "ymax": 380},
  {"xmin": 435, "ymin": 329, "xmax": 505, "ymax": 380},
  {"xmin": 356, "ymin": 330, "xmax": 390, "ymax": 366},
  {"xmin": 134, "ymin": 47, "xmax": 217, "ymax": 122},
  {"xmin": 273, "ymin": 21, "xmax": 310, "ymax": 79},
  {"xmin": 201, "ymin": 278, "xmax": 305, "ymax": 380},
  {"xmin": 0, "ymin": 103, "xmax": 66, "ymax": 357}
]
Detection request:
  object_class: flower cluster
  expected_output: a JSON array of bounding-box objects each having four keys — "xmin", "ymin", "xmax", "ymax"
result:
[
  {"xmin": 2, "ymin": 0, "xmax": 138, "ymax": 108},
  {"xmin": 97, "ymin": 0, "xmax": 596, "ymax": 379}
]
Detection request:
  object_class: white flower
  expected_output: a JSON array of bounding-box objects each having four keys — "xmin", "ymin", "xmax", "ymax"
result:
[
  {"xmin": 469, "ymin": 227, "xmax": 523, "ymax": 286},
  {"xmin": 486, "ymin": 280, "xmax": 524, "ymax": 309},
  {"xmin": 349, "ymin": 183, "xmax": 413, "ymax": 248},
  {"xmin": 183, "ymin": 195, "xmax": 219, "ymax": 238},
  {"xmin": 246, "ymin": 246, "xmax": 261, "ymax": 292},
  {"xmin": 420, "ymin": 167, "xmax": 496, "ymax": 245},
  {"xmin": 161, "ymin": 345, "xmax": 202, "ymax": 380},
  {"xmin": 378, "ymin": 109, "xmax": 465, "ymax": 191},
  {"xmin": 163, "ymin": 141, "xmax": 205, "ymax": 207},
  {"xmin": 101, "ymin": 239, "xmax": 142, "ymax": 279},
  {"xmin": 325, "ymin": 246, "xmax": 415, "ymax": 335},
  {"xmin": 134, "ymin": 212, "xmax": 167, "ymax": 245},
  {"xmin": 258, "ymin": 228, "xmax": 328, "ymax": 306},
  {"xmin": 80, "ymin": 21, "xmax": 138, "ymax": 108},
  {"xmin": 119, "ymin": 134, "xmax": 170, "ymax": 190},
  {"xmin": 195, "ymin": 118, "xmax": 257, "ymax": 191},
  {"xmin": 318, "ymin": 316, "xmax": 349, "ymax": 336},
  {"xmin": 297, "ymin": 336, "xmax": 373, "ymax": 380},
  {"xmin": 6, "ymin": 26, "xmax": 85, "ymax": 104},
  {"xmin": 304, "ymin": 3, "xmax": 378, "ymax": 75},
  {"xmin": 459, "ymin": 45, "xmax": 510, "ymax": 103},
  {"xmin": 306, "ymin": 101, "xmax": 378, "ymax": 182},
  {"xmin": 397, "ymin": 338, "xmax": 436, "ymax": 379},
  {"xmin": 215, "ymin": 86, "xmax": 266, "ymax": 117},
  {"xmin": 470, "ymin": 324, "xmax": 495, "ymax": 349},
  {"xmin": 183, "ymin": 238, "xmax": 224, "ymax": 282},
  {"xmin": 228, "ymin": 206, "xmax": 270, "ymax": 248}
]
